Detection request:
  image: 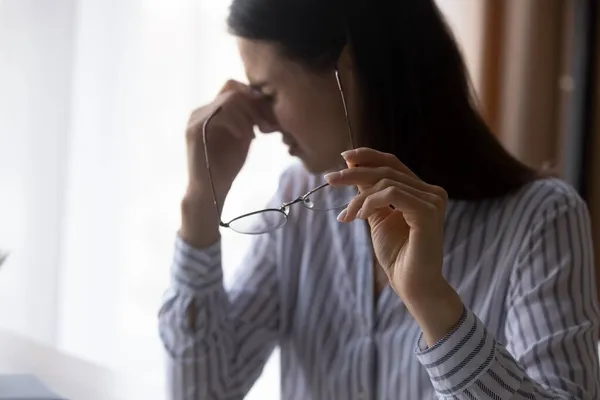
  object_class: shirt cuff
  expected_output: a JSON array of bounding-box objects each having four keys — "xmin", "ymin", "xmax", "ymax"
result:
[
  {"xmin": 415, "ymin": 307, "xmax": 496, "ymax": 396},
  {"xmin": 171, "ymin": 234, "xmax": 223, "ymax": 293}
]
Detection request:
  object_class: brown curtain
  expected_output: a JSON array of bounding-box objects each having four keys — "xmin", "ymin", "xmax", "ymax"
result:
[
  {"xmin": 480, "ymin": 0, "xmax": 564, "ymax": 168},
  {"xmin": 590, "ymin": 7, "xmax": 600, "ymax": 301},
  {"xmin": 478, "ymin": 0, "xmax": 600, "ymax": 297}
]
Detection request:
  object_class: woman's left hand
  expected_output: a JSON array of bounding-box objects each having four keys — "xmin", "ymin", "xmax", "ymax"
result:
[
  {"xmin": 325, "ymin": 147, "xmax": 464, "ymax": 345},
  {"xmin": 325, "ymin": 147, "xmax": 448, "ymax": 300}
]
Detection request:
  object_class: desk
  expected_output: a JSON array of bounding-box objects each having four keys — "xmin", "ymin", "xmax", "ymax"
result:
[{"xmin": 0, "ymin": 330, "xmax": 165, "ymax": 400}]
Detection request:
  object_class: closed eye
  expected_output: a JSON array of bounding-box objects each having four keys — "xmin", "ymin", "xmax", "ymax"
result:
[
  {"xmin": 249, "ymin": 84, "xmax": 275, "ymax": 102},
  {"xmin": 262, "ymin": 93, "xmax": 276, "ymax": 103}
]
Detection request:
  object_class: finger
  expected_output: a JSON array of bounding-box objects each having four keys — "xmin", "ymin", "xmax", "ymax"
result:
[
  {"xmin": 226, "ymin": 101, "xmax": 256, "ymax": 140},
  {"xmin": 219, "ymin": 79, "xmax": 257, "ymax": 97},
  {"xmin": 349, "ymin": 182, "xmax": 441, "ymax": 226},
  {"xmin": 219, "ymin": 89, "xmax": 277, "ymax": 135},
  {"xmin": 343, "ymin": 184, "xmax": 380, "ymax": 221},
  {"xmin": 341, "ymin": 147, "xmax": 418, "ymax": 179},
  {"xmin": 254, "ymin": 101, "xmax": 279, "ymax": 133},
  {"xmin": 202, "ymin": 110, "xmax": 249, "ymax": 142},
  {"xmin": 344, "ymin": 179, "xmax": 435, "ymax": 221},
  {"xmin": 326, "ymin": 166, "xmax": 445, "ymax": 202},
  {"xmin": 214, "ymin": 92, "xmax": 259, "ymax": 140},
  {"xmin": 361, "ymin": 187, "xmax": 424, "ymax": 226},
  {"xmin": 219, "ymin": 79, "xmax": 274, "ymax": 123},
  {"xmin": 327, "ymin": 166, "xmax": 412, "ymax": 187},
  {"xmin": 194, "ymin": 79, "xmax": 257, "ymax": 128}
]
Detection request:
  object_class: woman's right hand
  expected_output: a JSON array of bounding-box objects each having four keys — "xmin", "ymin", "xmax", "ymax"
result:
[{"xmin": 180, "ymin": 79, "xmax": 278, "ymax": 247}]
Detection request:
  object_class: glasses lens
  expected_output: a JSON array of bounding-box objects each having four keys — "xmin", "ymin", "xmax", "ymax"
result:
[
  {"xmin": 302, "ymin": 184, "xmax": 359, "ymax": 211},
  {"xmin": 227, "ymin": 209, "xmax": 288, "ymax": 234}
]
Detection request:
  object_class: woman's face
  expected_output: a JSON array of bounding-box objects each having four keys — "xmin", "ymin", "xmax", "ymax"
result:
[{"xmin": 237, "ymin": 38, "xmax": 360, "ymax": 174}]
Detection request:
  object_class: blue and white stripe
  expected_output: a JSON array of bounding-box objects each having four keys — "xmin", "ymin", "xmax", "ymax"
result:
[{"xmin": 159, "ymin": 163, "xmax": 600, "ymax": 399}]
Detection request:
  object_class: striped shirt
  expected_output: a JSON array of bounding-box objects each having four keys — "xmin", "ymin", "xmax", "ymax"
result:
[{"xmin": 159, "ymin": 163, "xmax": 600, "ymax": 399}]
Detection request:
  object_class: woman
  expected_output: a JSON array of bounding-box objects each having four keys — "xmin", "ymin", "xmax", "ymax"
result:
[{"xmin": 158, "ymin": 0, "xmax": 600, "ymax": 398}]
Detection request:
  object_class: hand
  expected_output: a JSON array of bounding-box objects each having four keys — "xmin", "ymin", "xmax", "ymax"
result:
[
  {"xmin": 185, "ymin": 79, "xmax": 278, "ymax": 204},
  {"xmin": 325, "ymin": 148, "xmax": 464, "ymax": 345},
  {"xmin": 325, "ymin": 147, "xmax": 448, "ymax": 300},
  {"xmin": 181, "ymin": 80, "xmax": 278, "ymax": 247}
]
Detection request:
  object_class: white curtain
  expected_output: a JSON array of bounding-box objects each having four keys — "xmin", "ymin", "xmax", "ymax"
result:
[{"xmin": 0, "ymin": 0, "xmax": 480, "ymax": 398}]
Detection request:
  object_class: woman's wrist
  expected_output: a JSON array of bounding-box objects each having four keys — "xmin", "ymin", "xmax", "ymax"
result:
[
  {"xmin": 180, "ymin": 193, "xmax": 221, "ymax": 249},
  {"xmin": 403, "ymin": 278, "xmax": 464, "ymax": 347}
]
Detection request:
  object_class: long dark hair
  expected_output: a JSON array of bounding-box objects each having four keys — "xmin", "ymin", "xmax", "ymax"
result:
[{"xmin": 228, "ymin": 0, "xmax": 541, "ymax": 200}]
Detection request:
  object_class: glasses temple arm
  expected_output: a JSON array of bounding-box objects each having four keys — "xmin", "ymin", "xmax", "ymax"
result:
[
  {"xmin": 202, "ymin": 106, "xmax": 226, "ymax": 225},
  {"xmin": 334, "ymin": 65, "xmax": 356, "ymax": 149}
]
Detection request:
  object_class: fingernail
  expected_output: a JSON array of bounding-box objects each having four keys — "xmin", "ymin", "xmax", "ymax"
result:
[
  {"xmin": 356, "ymin": 208, "xmax": 363, "ymax": 219},
  {"xmin": 337, "ymin": 209, "xmax": 348, "ymax": 222},
  {"xmin": 324, "ymin": 171, "xmax": 341, "ymax": 181},
  {"xmin": 341, "ymin": 150, "xmax": 354, "ymax": 159}
]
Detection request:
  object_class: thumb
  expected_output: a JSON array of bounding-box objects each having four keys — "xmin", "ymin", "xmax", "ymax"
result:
[
  {"xmin": 256, "ymin": 118, "xmax": 279, "ymax": 133},
  {"xmin": 255, "ymin": 102, "xmax": 280, "ymax": 133}
]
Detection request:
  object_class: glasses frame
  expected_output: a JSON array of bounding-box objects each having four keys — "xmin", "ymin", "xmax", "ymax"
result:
[{"xmin": 202, "ymin": 64, "xmax": 356, "ymax": 234}]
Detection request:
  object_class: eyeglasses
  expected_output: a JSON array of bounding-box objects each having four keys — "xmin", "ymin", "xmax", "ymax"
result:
[{"xmin": 202, "ymin": 65, "xmax": 357, "ymax": 234}]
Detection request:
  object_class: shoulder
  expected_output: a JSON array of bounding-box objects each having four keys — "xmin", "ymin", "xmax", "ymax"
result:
[
  {"xmin": 450, "ymin": 177, "xmax": 590, "ymax": 255},
  {"xmin": 522, "ymin": 177, "xmax": 584, "ymax": 205},
  {"xmin": 448, "ymin": 177, "xmax": 586, "ymax": 229},
  {"xmin": 498, "ymin": 178, "xmax": 592, "ymax": 252},
  {"xmin": 510, "ymin": 177, "xmax": 589, "ymax": 223}
]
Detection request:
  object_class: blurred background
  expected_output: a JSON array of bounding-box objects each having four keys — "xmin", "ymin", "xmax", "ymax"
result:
[{"xmin": 0, "ymin": 0, "xmax": 598, "ymax": 399}]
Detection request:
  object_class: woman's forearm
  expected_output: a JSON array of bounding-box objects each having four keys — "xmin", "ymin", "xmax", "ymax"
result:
[
  {"xmin": 179, "ymin": 192, "xmax": 221, "ymax": 249},
  {"xmin": 403, "ymin": 279, "xmax": 464, "ymax": 347}
]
